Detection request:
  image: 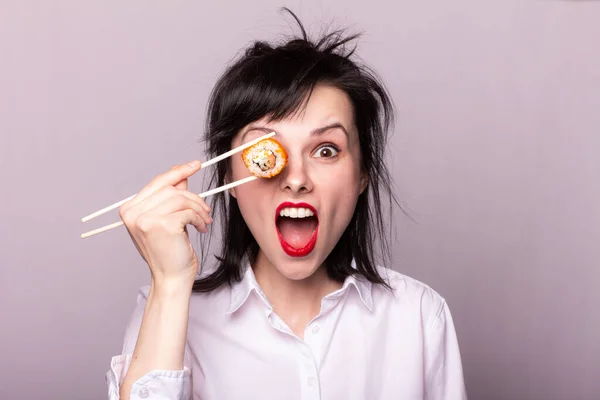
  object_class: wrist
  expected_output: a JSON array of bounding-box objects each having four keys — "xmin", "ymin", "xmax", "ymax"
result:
[{"xmin": 150, "ymin": 276, "xmax": 194, "ymax": 299}]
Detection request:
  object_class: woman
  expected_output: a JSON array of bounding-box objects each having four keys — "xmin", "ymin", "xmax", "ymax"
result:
[{"xmin": 107, "ymin": 10, "xmax": 467, "ymax": 400}]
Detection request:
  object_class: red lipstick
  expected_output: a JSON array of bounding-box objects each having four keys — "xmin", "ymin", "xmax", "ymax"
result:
[{"xmin": 275, "ymin": 202, "xmax": 319, "ymax": 257}]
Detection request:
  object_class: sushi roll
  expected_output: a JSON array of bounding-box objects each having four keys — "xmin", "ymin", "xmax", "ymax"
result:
[{"xmin": 242, "ymin": 138, "xmax": 288, "ymax": 178}]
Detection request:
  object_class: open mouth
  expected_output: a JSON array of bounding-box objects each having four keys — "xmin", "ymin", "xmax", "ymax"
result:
[{"xmin": 275, "ymin": 202, "xmax": 319, "ymax": 257}]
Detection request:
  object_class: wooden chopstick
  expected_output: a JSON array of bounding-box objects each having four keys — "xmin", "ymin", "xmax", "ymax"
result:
[
  {"xmin": 81, "ymin": 131, "xmax": 276, "ymax": 223},
  {"xmin": 80, "ymin": 175, "xmax": 258, "ymax": 239}
]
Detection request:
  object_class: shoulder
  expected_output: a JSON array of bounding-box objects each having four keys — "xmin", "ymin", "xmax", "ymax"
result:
[{"xmin": 371, "ymin": 266, "xmax": 448, "ymax": 326}]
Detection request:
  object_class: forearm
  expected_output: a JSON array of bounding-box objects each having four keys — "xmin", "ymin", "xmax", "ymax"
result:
[{"xmin": 119, "ymin": 279, "xmax": 192, "ymax": 399}]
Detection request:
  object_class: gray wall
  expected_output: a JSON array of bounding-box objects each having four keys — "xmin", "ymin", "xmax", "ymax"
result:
[{"xmin": 1, "ymin": 1, "xmax": 599, "ymax": 399}]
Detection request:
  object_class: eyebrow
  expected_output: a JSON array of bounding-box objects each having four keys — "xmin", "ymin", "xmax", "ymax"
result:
[
  {"xmin": 243, "ymin": 123, "xmax": 349, "ymax": 140},
  {"xmin": 311, "ymin": 123, "xmax": 348, "ymax": 137}
]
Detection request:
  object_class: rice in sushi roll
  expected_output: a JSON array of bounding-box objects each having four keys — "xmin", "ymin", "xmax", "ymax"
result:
[{"xmin": 241, "ymin": 138, "xmax": 288, "ymax": 178}]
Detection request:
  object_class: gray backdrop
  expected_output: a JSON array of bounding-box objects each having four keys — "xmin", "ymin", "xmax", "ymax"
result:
[{"xmin": 1, "ymin": 1, "xmax": 599, "ymax": 399}]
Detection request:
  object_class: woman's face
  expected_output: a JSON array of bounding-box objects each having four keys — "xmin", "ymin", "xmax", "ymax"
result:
[{"xmin": 229, "ymin": 84, "xmax": 367, "ymax": 280}]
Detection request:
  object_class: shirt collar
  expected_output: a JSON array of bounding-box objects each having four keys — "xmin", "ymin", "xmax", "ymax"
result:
[
  {"xmin": 227, "ymin": 263, "xmax": 271, "ymax": 314},
  {"xmin": 337, "ymin": 261, "xmax": 373, "ymax": 312},
  {"xmin": 227, "ymin": 259, "xmax": 373, "ymax": 314}
]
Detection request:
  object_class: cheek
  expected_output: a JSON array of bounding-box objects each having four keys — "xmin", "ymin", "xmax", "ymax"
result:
[
  {"xmin": 320, "ymin": 167, "xmax": 363, "ymax": 221},
  {"xmin": 234, "ymin": 182, "xmax": 260, "ymax": 209},
  {"xmin": 232, "ymin": 180, "xmax": 273, "ymax": 226},
  {"xmin": 230, "ymin": 157, "xmax": 252, "ymax": 180},
  {"xmin": 321, "ymin": 156, "xmax": 362, "ymax": 193}
]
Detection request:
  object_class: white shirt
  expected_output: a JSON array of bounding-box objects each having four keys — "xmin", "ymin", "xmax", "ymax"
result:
[{"xmin": 106, "ymin": 263, "xmax": 467, "ymax": 399}]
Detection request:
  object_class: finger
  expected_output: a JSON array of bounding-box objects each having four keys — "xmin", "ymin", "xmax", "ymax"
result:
[
  {"xmin": 153, "ymin": 209, "xmax": 208, "ymax": 234},
  {"xmin": 121, "ymin": 187, "xmax": 211, "ymax": 227},
  {"xmin": 142, "ymin": 193, "xmax": 213, "ymax": 227},
  {"xmin": 126, "ymin": 161, "xmax": 202, "ymax": 209},
  {"xmin": 175, "ymin": 209, "xmax": 208, "ymax": 233},
  {"xmin": 172, "ymin": 165, "xmax": 189, "ymax": 191},
  {"xmin": 137, "ymin": 209, "xmax": 208, "ymax": 236},
  {"xmin": 137, "ymin": 186, "xmax": 210, "ymax": 215},
  {"xmin": 174, "ymin": 178, "xmax": 188, "ymax": 191}
]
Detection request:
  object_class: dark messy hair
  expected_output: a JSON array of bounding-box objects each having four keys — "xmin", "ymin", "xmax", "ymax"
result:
[{"xmin": 193, "ymin": 8, "xmax": 398, "ymax": 292}]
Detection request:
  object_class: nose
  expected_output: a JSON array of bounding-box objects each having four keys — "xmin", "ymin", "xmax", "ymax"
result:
[{"xmin": 279, "ymin": 154, "xmax": 313, "ymax": 195}]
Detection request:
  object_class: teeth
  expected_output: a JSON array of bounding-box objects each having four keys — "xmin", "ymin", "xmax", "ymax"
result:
[{"xmin": 279, "ymin": 207, "xmax": 315, "ymax": 218}]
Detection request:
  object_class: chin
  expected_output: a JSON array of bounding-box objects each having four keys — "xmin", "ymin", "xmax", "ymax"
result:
[
  {"xmin": 276, "ymin": 262, "xmax": 320, "ymax": 281},
  {"xmin": 259, "ymin": 247, "xmax": 324, "ymax": 281}
]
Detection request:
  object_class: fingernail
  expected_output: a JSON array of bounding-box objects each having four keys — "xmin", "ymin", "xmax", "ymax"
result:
[{"xmin": 188, "ymin": 160, "xmax": 200, "ymax": 168}]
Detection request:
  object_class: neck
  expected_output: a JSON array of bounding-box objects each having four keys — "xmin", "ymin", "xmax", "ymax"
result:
[{"xmin": 252, "ymin": 251, "xmax": 342, "ymax": 337}]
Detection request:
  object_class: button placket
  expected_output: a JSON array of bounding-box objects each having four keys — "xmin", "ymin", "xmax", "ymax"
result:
[
  {"xmin": 138, "ymin": 386, "xmax": 150, "ymax": 399},
  {"xmin": 304, "ymin": 321, "xmax": 323, "ymax": 369},
  {"xmin": 311, "ymin": 323, "xmax": 320, "ymax": 334},
  {"xmin": 297, "ymin": 342, "xmax": 320, "ymax": 400}
]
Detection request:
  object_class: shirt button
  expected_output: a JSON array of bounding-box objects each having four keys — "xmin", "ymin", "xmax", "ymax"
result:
[
  {"xmin": 138, "ymin": 386, "xmax": 150, "ymax": 399},
  {"xmin": 312, "ymin": 324, "xmax": 320, "ymax": 334},
  {"xmin": 307, "ymin": 377, "xmax": 317, "ymax": 387}
]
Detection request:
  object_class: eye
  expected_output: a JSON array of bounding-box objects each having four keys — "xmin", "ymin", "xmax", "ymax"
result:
[{"xmin": 313, "ymin": 144, "xmax": 339, "ymax": 159}]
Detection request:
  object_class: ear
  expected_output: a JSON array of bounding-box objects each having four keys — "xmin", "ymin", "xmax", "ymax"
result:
[
  {"xmin": 359, "ymin": 172, "xmax": 369, "ymax": 194},
  {"xmin": 225, "ymin": 173, "xmax": 237, "ymax": 198}
]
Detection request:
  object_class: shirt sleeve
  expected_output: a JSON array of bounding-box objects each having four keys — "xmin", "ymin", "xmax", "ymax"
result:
[
  {"xmin": 424, "ymin": 299, "xmax": 468, "ymax": 400},
  {"xmin": 105, "ymin": 286, "xmax": 193, "ymax": 400}
]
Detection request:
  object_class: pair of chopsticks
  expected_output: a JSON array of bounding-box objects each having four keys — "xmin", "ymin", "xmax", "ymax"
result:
[{"xmin": 80, "ymin": 131, "xmax": 275, "ymax": 239}]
